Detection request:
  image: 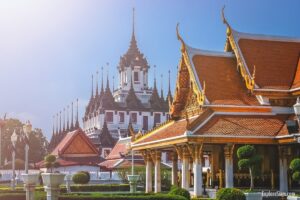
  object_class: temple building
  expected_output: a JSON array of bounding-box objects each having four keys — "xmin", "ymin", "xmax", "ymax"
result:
[
  {"xmin": 39, "ymin": 128, "xmax": 102, "ymax": 177},
  {"xmin": 82, "ymin": 9, "xmax": 171, "ymax": 156},
  {"xmin": 131, "ymin": 8, "xmax": 300, "ymax": 197}
]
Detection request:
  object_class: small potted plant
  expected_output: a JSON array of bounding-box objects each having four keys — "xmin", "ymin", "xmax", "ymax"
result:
[
  {"xmin": 41, "ymin": 155, "xmax": 65, "ymax": 200},
  {"xmin": 288, "ymin": 158, "xmax": 300, "ymax": 200}
]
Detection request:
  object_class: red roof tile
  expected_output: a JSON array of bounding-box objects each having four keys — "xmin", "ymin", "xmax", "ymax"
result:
[
  {"xmin": 134, "ymin": 116, "xmax": 199, "ymax": 145},
  {"xmin": 192, "ymin": 54, "xmax": 259, "ymax": 105},
  {"xmin": 37, "ymin": 156, "xmax": 102, "ymax": 168},
  {"xmin": 238, "ymin": 39, "xmax": 300, "ymax": 90},
  {"xmin": 105, "ymin": 138, "xmax": 130, "ymax": 160},
  {"xmin": 195, "ymin": 114, "xmax": 291, "ymax": 137},
  {"xmin": 291, "ymin": 57, "xmax": 300, "ymax": 89}
]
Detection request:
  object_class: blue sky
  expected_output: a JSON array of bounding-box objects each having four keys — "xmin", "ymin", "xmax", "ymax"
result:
[{"xmin": 0, "ymin": 0, "xmax": 300, "ymax": 139}]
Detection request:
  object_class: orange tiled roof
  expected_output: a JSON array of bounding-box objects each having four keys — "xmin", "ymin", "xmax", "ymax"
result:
[
  {"xmin": 195, "ymin": 114, "xmax": 291, "ymax": 137},
  {"xmin": 105, "ymin": 138, "xmax": 130, "ymax": 160},
  {"xmin": 238, "ymin": 38, "xmax": 300, "ymax": 90},
  {"xmin": 51, "ymin": 129, "xmax": 99, "ymax": 156},
  {"xmin": 192, "ymin": 54, "xmax": 259, "ymax": 105},
  {"xmin": 99, "ymin": 159, "xmax": 122, "ymax": 170},
  {"xmin": 291, "ymin": 58, "xmax": 300, "ymax": 89},
  {"xmin": 134, "ymin": 116, "xmax": 199, "ymax": 145}
]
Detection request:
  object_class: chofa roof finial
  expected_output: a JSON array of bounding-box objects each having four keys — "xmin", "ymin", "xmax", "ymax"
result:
[
  {"xmin": 221, "ymin": 5, "xmax": 232, "ymax": 36},
  {"xmin": 176, "ymin": 23, "xmax": 186, "ymax": 52}
]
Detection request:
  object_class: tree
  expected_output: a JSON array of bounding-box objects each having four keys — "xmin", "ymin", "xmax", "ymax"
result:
[
  {"xmin": 290, "ymin": 158, "xmax": 300, "ymax": 182},
  {"xmin": 44, "ymin": 155, "xmax": 59, "ymax": 173},
  {"xmin": 237, "ymin": 145, "xmax": 262, "ymax": 190},
  {"xmin": 0, "ymin": 118, "xmax": 48, "ymax": 166}
]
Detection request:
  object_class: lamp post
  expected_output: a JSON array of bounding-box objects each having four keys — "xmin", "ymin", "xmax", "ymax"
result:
[
  {"xmin": 0, "ymin": 119, "xmax": 5, "ymax": 168},
  {"xmin": 127, "ymin": 142, "xmax": 139, "ymax": 193},
  {"xmin": 23, "ymin": 121, "xmax": 32, "ymax": 174},
  {"xmin": 11, "ymin": 129, "xmax": 18, "ymax": 190},
  {"xmin": 294, "ymin": 97, "xmax": 300, "ymax": 120}
]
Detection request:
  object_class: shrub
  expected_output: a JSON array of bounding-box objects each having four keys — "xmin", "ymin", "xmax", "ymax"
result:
[
  {"xmin": 290, "ymin": 158, "xmax": 300, "ymax": 171},
  {"xmin": 168, "ymin": 186, "xmax": 190, "ymax": 200},
  {"xmin": 72, "ymin": 172, "xmax": 90, "ymax": 184},
  {"xmin": 216, "ymin": 188, "xmax": 245, "ymax": 200},
  {"xmin": 237, "ymin": 145, "xmax": 255, "ymax": 159},
  {"xmin": 290, "ymin": 158, "xmax": 300, "ymax": 182},
  {"xmin": 78, "ymin": 171, "xmax": 90, "ymax": 182},
  {"xmin": 292, "ymin": 171, "xmax": 300, "ymax": 182}
]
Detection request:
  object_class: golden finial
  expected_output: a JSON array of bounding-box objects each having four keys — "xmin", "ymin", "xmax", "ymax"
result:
[
  {"xmin": 176, "ymin": 23, "xmax": 186, "ymax": 52},
  {"xmin": 221, "ymin": 5, "xmax": 232, "ymax": 36}
]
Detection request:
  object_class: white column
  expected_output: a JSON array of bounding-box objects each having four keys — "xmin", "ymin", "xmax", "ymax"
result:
[
  {"xmin": 172, "ymin": 153, "xmax": 178, "ymax": 186},
  {"xmin": 279, "ymin": 146, "xmax": 289, "ymax": 192},
  {"xmin": 154, "ymin": 152, "xmax": 161, "ymax": 193},
  {"xmin": 193, "ymin": 150, "xmax": 203, "ymax": 197},
  {"xmin": 181, "ymin": 150, "xmax": 189, "ymax": 189},
  {"xmin": 25, "ymin": 144, "xmax": 29, "ymax": 174},
  {"xmin": 145, "ymin": 155, "xmax": 153, "ymax": 193},
  {"xmin": 224, "ymin": 145, "xmax": 234, "ymax": 188}
]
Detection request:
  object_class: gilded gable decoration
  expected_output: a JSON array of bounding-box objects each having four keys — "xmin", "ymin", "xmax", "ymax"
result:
[{"xmin": 222, "ymin": 6, "xmax": 256, "ymax": 92}]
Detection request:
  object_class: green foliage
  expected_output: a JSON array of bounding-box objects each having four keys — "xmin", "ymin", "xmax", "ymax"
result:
[
  {"xmin": 290, "ymin": 158, "xmax": 300, "ymax": 182},
  {"xmin": 72, "ymin": 172, "xmax": 90, "ymax": 184},
  {"xmin": 238, "ymin": 159, "xmax": 251, "ymax": 170},
  {"xmin": 290, "ymin": 158, "xmax": 300, "ymax": 171},
  {"xmin": 117, "ymin": 166, "xmax": 171, "ymax": 191},
  {"xmin": 44, "ymin": 154, "xmax": 59, "ymax": 172},
  {"xmin": 292, "ymin": 171, "xmax": 300, "ymax": 181},
  {"xmin": 237, "ymin": 145, "xmax": 261, "ymax": 190},
  {"xmin": 216, "ymin": 188, "xmax": 246, "ymax": 200},
  {"xmin": 67, "ymin": 184, "xmax": 130, "ymax": 192},
  {"xmin": 237, "ymin": 145, "xmax": 255, "ymax": 159},
  {"xmin": 59, "ymin": 193, "xmax": 187, "ymax": 200},
  {"xmin": 168, "ymin": 186, "xmax": 191, "ymax": 200},
  {"xmin": 45, "ymin": 155, "xmax": 56, "ymax": 163},
  {"xmin": 0, "ymin": 118, "xmax": 48, "ymax": 166},
  {"xmin": 78, "ymin": 171, "xmax": 91, "ymax": 182}
]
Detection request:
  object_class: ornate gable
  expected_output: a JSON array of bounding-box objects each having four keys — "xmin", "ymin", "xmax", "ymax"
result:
[
  {"xmin": 52, "ymin": 129, "xmax": 99, "ymax": 157},
  {"xmin": 64, "ymin": 134, "xmax": 97, "ymax": 155}
]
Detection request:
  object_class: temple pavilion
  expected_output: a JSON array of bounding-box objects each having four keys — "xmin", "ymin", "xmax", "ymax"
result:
[{"xmin": 131, "ymin": 8, "xmax": 300, "ymax": 197}]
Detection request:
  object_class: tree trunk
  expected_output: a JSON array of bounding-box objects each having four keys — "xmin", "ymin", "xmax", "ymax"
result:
[{"xmin": 249, "ymin": 167, "xmax": 254, "ymax": 190}]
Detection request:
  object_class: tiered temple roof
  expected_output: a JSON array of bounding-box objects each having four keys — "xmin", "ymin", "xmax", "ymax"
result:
[{"xmin": 131, "ymin": 9, "xmax": 300, "ymax": 150}]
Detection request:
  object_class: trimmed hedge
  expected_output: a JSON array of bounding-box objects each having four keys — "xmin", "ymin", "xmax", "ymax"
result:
[
  {"xmin": 72, "ymin": 172, "xmax": 90, "ymax": 184},
  {"xmin": 59, "ymin": 193, "xmax": 187, "ymax": 200},
  {"xmin": 0, "ymin": 193, "xmax": 25, "ymax": 200},
  {"xmin": 216, "ymin": 188, "xmax": 245, "ymax": 200},
  {"xmin": 168, "ymin": 186, "xmax": 190, "ymax": 200},
  {"xmin": 68, "ymin": 184, "xmax": 130, "ymax": 192}
]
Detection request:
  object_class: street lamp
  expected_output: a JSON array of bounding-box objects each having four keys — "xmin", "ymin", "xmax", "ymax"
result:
[
  {"xmin": 23, "ymin": 121, "xmax": 32, "ymax": 174},
  {"xmin": 294, "ymin": 97, "xmax": 300, "ymax": 119},
  {"xmin": 0, "ymin": 119, "xmax": 5, "ymax": 168},
  {"xmin": 11, "ymin": 129, "xmax": 18, "ymax": 191}
]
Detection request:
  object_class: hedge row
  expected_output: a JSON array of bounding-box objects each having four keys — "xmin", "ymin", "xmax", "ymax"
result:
[
  {"xmin": 0, "ymin": 193, "xmax": 25, "ymax": 200},
  {"xmin": 59, "ymin": 193, "xmax": 187, "ymax": 200},
  {"xmin": 33, "ymin": 184, "xmax": 131, "ymax": 193}
]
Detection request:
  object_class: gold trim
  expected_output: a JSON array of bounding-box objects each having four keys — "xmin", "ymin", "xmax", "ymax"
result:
[{"xmin": 222, "ymin": 6, "xmax": 256, "ymax": 92}]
